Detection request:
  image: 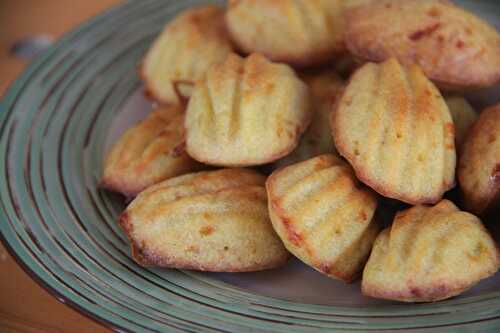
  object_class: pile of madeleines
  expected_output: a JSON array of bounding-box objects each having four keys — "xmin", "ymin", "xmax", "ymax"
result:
[{"xmin": 100, "ymin": 0, "xmax": 500, "ymax": 303}]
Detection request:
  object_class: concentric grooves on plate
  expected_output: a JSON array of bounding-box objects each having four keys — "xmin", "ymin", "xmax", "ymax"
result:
[{"xmin": 1, "ymin": 0, "xmax": 500, "ymax": 332}]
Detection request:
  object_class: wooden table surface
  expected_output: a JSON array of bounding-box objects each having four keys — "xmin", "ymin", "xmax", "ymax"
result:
[{"xmin": 0, "ymin": 1, "xmax": 122, "ymax": 332}]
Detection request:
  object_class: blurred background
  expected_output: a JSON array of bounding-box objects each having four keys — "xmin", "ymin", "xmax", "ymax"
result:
[
  {"xmin": 1, "ymin": 2, "xmax": 120, "ymax": 331},
  {"xmin": 1, "ymin": 0, "xmax": 120, "ymax": 92}
]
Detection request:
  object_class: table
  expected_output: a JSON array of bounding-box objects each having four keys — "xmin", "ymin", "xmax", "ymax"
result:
[{"xmin": 0, "ymin": 1, "xmax": 122, "ymax": 331}]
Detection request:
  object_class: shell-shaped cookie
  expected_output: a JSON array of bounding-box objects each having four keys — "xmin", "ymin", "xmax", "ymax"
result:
[
  {"xmin": 120, "ymin": 168, "xmax": 289, "ymax": 271},
  {"xmin": 274, "ymin": 70, "xmax": 343, "ymax": 168},
  {"xmin": 266, "ymin": 154, "xmax": 379, "ymax": 282},
  {"xmin": 225, "ymin": 0, "xmax": 345, "ymax": 67},
  {"xmin": 332, "ymin": 58, "xmax": 456, "ymax": 205},
  {"xmin": 362, "ymin": 200, "xmax": 498, "ymax": 302},
  {"xmin": 140, "ymin": 5, "xmax": 233, "ymax": 104},
  {"xmin": 445, "ymin": 96, "xmax": 477, "ymax": 148},
  {"xmin": 185, "ymin": 53, "xmax": 311, "ymax": 167},
  {"xmin": 101, "ymin": 106, "xmax": 202, "ymax": 197},
  {"xmin": 458, "ymin": 103, "xmax": 500, "ymax": 216},
  {"xmin": 345, "ymin": 0, "xmax": 500, "ymax": 90}
]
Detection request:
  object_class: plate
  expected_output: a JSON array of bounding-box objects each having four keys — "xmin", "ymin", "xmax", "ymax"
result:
[{"xmin": 1, "ymin": 0, "xmax": 500, "ymax": 332}]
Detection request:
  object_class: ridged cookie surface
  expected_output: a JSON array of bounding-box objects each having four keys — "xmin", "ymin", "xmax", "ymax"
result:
[
  {"xmin": 225, "ymin": 0, "xmax": 345, "ymax": 67},
  {"xmin": 332, "ymin": 58, "xmax": 456, "ymax": 204},
  {"xmin": 101, "ymin": 106, "xmax": 201, "ymax": 197},
  {"xmin": 458, "ymin": 103, "xmax": 500, "ymax": 215},
  {"xmin": 274, "ymin": 70, "xmax": 343, "ymax": 168},
  {"xmin": 362, "ymin": 200, "xmax": 498, "ymax": 302},
  {"xmin": 185, "ymin": 53, "xmax": 311, "ymax": 166},
  {"xmin": 445, "ymin": 96, "xmax": 477, "ymax": 148},
  {"xmin": 140, "ymin": 5, "xmax": 233, "ymax": 104},
  {"xmin": 345, "ymin": 0, "xmax": 500, "ymax": 90},
  {"xmin": 120, "ymin": 169, "xmax": 289, "ymax": 271},
  {"xmin": 266, "ymin": 154, "xmax": 379, "ymax": 282}
]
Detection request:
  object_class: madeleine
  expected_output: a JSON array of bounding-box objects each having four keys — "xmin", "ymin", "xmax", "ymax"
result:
[
  {"xmin": 458, "ymin": 103, "xmax": 500, "ymax": 215},
  {"xmin": 445, "ymin": 96, "xmax": 477, "ymax": 148},
  {"xmin": 185, "ymin": 53, "xmax": 311, "ymax": 166},
  {"xmin": 225, "ymin": 0, "xmax": 345, "ymax": 67},
  {"xmin": 345, "ymin": 0, "xmax": 500, "ymax": 90},
  {"xmin": 266, "ymin": 155, "xmax": 379, "ymax": 282},
  {"xmin": 362, "ymin": 200, "xmax": 498, "ymax": 302},
  {"xmin": 101, "ymin": 106, "xmax": 201, "ymax": 197},
  {"xmin": 120, "ymin": 169, "xmax": 289, "ymax": 271},
  {"xmin": 332, "ymin": 58, "xmax": 456, "ymax": 205},
  {"xmin": 274, "ymin": 70, "xmax": 344, "ymax": 168},
  {"xmin": 140, "ymin": 5, "xmax": 233, "ymax": 104}
]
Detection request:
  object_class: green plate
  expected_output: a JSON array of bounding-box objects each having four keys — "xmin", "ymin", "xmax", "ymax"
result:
[{"xmin": 1, "ymin": 0, "xmax": 500, "ymax": 332}]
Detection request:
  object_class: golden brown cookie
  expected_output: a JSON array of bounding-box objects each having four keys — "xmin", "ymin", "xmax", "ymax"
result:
[
  {"xmin": 274, "ymin": 70, "xmax": 343, "ymax": 168},
  {"xmin": 266, "ymin": 154, "xmax": 379, "ymax": 282},
  {"xmin": 140, "ymin": 5, "xmax": 233, "ymax": 104},
  {"xmin": 120, "ymin": 168, "xmax": 289, "ymax": 271},
  {"xmin": 362, "ymin": 200, "xmax": 498, "ymax": 302},
  {"xmin": 225, "ymin": 0, "xmax": 345, "ymax": 67},
  {"xmin": 458, "ymin": 103, "xmax": 500, "ymax": 215},
  {"xmin": 101, "ymin": 106, "xmax": 202, "ymax": 197},
  {"xmin": 345, "ymin": 0, "xmax": 500, "ymax": 90},
  {"xmin": 185, "ymin": 53, "xmax": 311, "ymax": 167},
  {"xmin": 445, "ymin": 96, "xmax": 477, "ymax": 148},
  {"xmin": 332, "ymin": 58, "xmax": 456, "ymax": 204}
]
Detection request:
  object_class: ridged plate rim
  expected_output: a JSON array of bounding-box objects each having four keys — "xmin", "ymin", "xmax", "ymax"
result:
[{"xmin": 1, "ymin": 0, "xmax": 500, "ymax": 332}]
